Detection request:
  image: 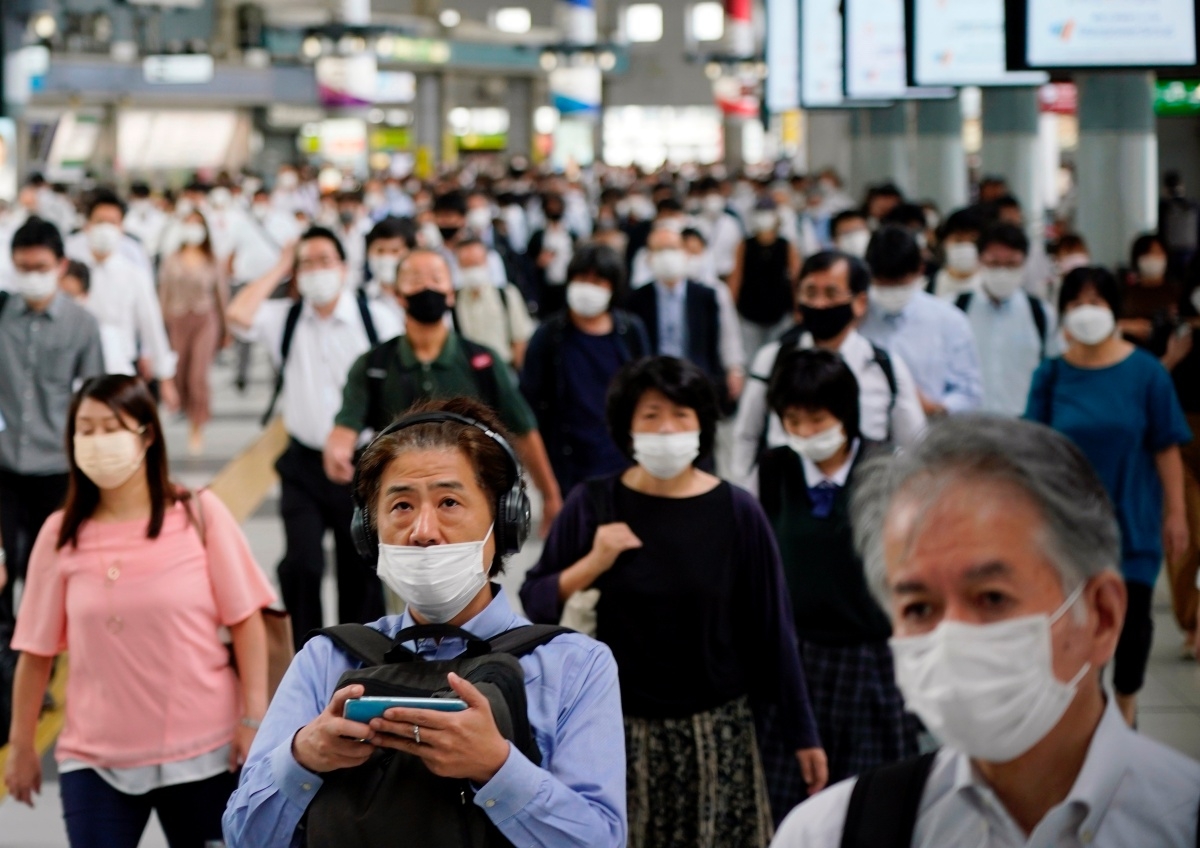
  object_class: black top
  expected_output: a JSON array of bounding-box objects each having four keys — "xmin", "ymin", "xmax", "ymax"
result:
[
  {"xmin": 737, "ymin": 237, "xmax": 793, "ymax": 327},
  {"xmin": 758, "ymin": 444, "xmax": 892, "ymax": 646},
  {"xmin": 519, "ymin": 474, "xmax": 822, "ymax": 748}
]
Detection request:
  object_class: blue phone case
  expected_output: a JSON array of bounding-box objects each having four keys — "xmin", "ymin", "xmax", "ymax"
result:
[{"xmin": 344, "ymin": 696, "xmax": 468, "ymax": 722}]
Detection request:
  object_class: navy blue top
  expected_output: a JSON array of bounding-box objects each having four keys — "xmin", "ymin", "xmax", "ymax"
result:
[{"xmin": 1025, "ymin": 348, "xmax": 1192, "ymax": 585}]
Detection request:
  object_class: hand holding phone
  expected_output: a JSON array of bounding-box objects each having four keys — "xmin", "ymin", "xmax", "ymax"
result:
[{"xmin": 343, "ymin": 696, "xmax": 469, "ymax": 723}]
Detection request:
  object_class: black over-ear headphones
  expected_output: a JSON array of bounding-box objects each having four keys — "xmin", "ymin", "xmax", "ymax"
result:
[{"xmin": 350, "ymin": 411, "xmax": 532, "ymax": 567}]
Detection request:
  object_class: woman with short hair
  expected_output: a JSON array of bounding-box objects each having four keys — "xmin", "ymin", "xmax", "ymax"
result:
[
  {"xmin": 4, "ymin": 375, "xmax": 275, "ymax": 848},
  {"xmin": 521, "ymin": 356, "xmax": 826, "ymax": 847}
]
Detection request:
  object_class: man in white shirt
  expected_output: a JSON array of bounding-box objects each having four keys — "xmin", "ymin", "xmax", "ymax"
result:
[
  {"xmin": 71, "ymin": 189, "xmax": 178, "ymax": 406},
  {"xmin": 831, "ymin": 210, "xmax": 871, "ymax": 260},
  {"xmin": 452, "ymin": 238, "xmax": 534, "ymax": 369},
  {"xmin": 693, "ymin": 177, "xmax": 744, "ymax": 280},
  {"xmin": 65, "ymin": 188, "xmax": 154, "ymax": 280},
  {"xmin": 732, "ymin": 250, "xmax": 926, "ymax": 485},
  {"xmin": 123, "ymin": 183, "xmax": 167, "ymax": 263},
  {"xmin": 772, "ymin": 415, "xmax": 1200, "ymax": 848},
  {"xmin": 226, "ymin": 226, "xmax": 401, "ymax": 650},
  {"xmin": 954, "ymin": 223, "xmax": 1057, "ymax": 417},
  {"xmin": 930, "ymin": 209, "xmax": 984, "ymax": 300}
]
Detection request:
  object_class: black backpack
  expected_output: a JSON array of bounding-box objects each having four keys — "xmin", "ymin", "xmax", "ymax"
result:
[
  {"xmin": 303, "ymin": 621, "xmax": 571, "ymax": 848},
  {"xmin": 954, "ymin": 290, "xmax": 1049, "ymax": 359},
  {"xmin": 262, "ymin": 292, "xmax": 380, "ymax": 426}
]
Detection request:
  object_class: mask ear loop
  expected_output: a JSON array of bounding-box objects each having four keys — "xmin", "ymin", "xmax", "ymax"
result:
[{"xmin": 1049, "ymin": 581, "xmax": 1092, "ymax": 688}]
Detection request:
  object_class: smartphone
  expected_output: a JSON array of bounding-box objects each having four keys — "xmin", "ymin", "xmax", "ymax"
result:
[{"xmin": 344, "ymin": 696, "xmax": 468, "ymax": 723}]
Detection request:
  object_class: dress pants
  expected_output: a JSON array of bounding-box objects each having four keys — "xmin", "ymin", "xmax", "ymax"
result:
[{"xmin": 275, "ymin": 439, "xmax": 384, "ymax": 650}]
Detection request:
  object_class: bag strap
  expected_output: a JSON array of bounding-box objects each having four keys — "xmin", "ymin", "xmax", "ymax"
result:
[
  {"xmin": 261, "ymin": 300, "xmax": 305, "ymax": 426},
  {"xmin": 1027, "ymin": 292, "xmax": 1048, "ymax": 358},
  {"xmin": 870, "ymin": 344, "xmax": 898, "ymax": 442},
  {"xmin": 585, "ymin": 477, "xmax": 614, "ymax": 526},
  {"xmin": 954, "ymin": 291, "xmax": 973, "ymax": 313},
  {"xmin": 487, "ymin": 624, "xmax": 573, "ymax": 656},
  {"xmin": 839, "ymin": 751, "xmax": 938, "ymax": 848},
  {"xmin": 180, "ymin": 488, "xmax": 208, "ymax": 547},
  {"xmin": 355, "ymin": 289, "xmax": 380, "ymax": 347},
  {"xmin": 315, "ymin": 623, "xmax": 397, "ymax": 667}
]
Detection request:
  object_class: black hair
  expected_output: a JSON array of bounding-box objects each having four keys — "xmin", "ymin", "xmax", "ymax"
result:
[
  {"xmin": 940, "ymin": 208, "xmax": 985, "ymax": 240},
  {"xmin": 298, "ymin": 226, "xmax": 346, "ymax": 262},
  {"xmin": 86, "ymin": 187, "xmax": 125, "ymax": 219},
  {"xmin": 799, "ymin": 250, "xmax": 871, "ymax": 296},
  {"xmin": 866, "ymin": 225, "xmax": 923, "ymax": 281},
  {"xmin": 831, "ymin": 209, "xmax": 867, "ymax": 237},
  {"xmin": 1053, "ymin": 233, "xmax": 1088, "ymax": 256},
  {"xmin": 766, "ymin": 348, "xmax": 862, "ymax": 442},
  {"xmin": 129, "ymin": 183, "xmax": 152, "ymax": 199},
  {"xmin": 881, "ymin": 203, "xmax": 928, "ymax": 231},
  {"xmin": 606, "ymin": 356, "xmax": 720, "ymax": 462},
  {"xmin": 1130, "ymin": 232, "xmax": 1165, "ymax": 269},
  {"xmin": 694, "ymin": 176, "xmax": 720, "ymax": 195},
  {"xmin": 11, "ymin": 216, "xmax": 64, "ymax": 259},
  {"xmin": 1059, "ymin": 266, "xmax": 1123, "ymax": 318},
  {"xmin": 64, "ymin": 260, "xmax": 91, "ymax": 292},
  {"xmin": 994, "ymin": 194, "xmax": 1022, "ymax": 212},
  {"xmin": 681, "ymin": 227, "xmax": 708, "ymax": 246},
  {"xmin": 454, "ymin": 236, "xmax": 487, "ymax": 253},
  {"xmin": 366, "ymin": 216, "xmax": 417, "ymax": 250},
  {"xmin": 868, "ymin": 183, "xmax": 904, "ymax": 201},
  {"xmin": 433, "ymin": 191, "xmax": 468, "ymax": 216},
  {"xmin": 978, "ymin": 222, "xmax": 1029, "ymax": 256},
  {"xmin": 566, "ymin": 242, "xmax": 627, "ymax": 302},
  {"xmin": 656, "ymin": 196, "xmax": 684, "ymax": 215}
]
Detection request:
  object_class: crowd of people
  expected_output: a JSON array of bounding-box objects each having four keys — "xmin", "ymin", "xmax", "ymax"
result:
[{"xmin": 1, "ymin": 159, "xmax": 1200, "ymax": 846}]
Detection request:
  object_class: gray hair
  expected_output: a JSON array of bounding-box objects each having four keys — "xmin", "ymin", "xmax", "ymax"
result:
[{"xmin": 851, "ymin": 415, "xmax": 1120, "ymax": 610}]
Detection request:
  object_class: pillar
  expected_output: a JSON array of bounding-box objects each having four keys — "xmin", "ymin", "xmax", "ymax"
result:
[
  {"xmin": 915, "ymin": 95, "xmax": 967, "ymax": 211},
  {"xmin": 415, "ymin": 72, "xmax": 443, "ymax": 175},
  {"xmin": 850, "ymin": 104, "xmax": 911, "ymax": 198},
  {"xmin": 1074, "ymin": 73, "xmax": 1157, "ymax": 268},
  {"xmin": 724, "ymin": 0, "xmax": 754, "ymax": 58},
  {"xmin": 980, "ymin": 87, "xmax": 1041, "ymax": 221},
  {"xmin": 505, "ymin": 76, "xmax": 533, "ymax": 161},
  {"xmin": 806, "ymin": 111, "xmax": 853, "ymax": 182}
]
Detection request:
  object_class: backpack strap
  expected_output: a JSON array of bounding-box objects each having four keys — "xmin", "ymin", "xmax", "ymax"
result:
[
  {"xmin": 180, "ymin": 487, "xmax": 208, "ymax": 546},
  {"xmin": 839, "ymin": 751, "xmax": 939, "ymax": 848},
  {"xmin": 1027, "ymin": 292, "xmax": 1048, "ymax": 358},
  {"xmin": 487, "ymin": 624, "xmax": 574, "ymax": 656},
  {"xmin": 870, "ymin": 344, "xmax": 898, "ymax": 442},
  {"xmin": 954, "ymin": 291, "xmax": 973, "ymax": 313},
  {"xmin": 459, "ymin": 337, "xmax": 502, "ymax": 411},
  {"xmin": 314, "ymin": 623, "xmax": 397, "ymax": 668},
  {"xmin": 355, "ymin": 289, "xmax": 380, "ymax": 347},
  {"xmin": 261, "ymin": 299, "xmax": 304, "ymax": 426}
]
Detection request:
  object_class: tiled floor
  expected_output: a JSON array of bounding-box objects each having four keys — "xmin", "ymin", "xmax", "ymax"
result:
[{"xmin": 1, "ymin": 350, "xmax": 1199, "ymax": 845}]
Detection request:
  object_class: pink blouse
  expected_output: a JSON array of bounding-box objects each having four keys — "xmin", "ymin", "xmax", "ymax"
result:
[{"xmin": 13, "ymin": 491, "xmax": 277, "ymax": 770}]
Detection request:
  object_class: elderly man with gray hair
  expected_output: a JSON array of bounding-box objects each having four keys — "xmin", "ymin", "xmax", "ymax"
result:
[{"xmin": 772, "ymin": 415, "xmax": 1200, "ymax": 848}]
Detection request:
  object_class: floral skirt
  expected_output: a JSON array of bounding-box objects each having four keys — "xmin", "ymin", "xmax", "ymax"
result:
[{"xmin": 625, "ymin": 695, "xmax": 774, "ymax": 848}]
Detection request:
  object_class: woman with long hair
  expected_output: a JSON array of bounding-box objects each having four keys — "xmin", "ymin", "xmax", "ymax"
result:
[
  {"xmin": 3, "ymin": 375, "xmax": 276, "ymax": 848},
  {"xmin": 158, "ymin": 211, "xmax": 228, "ymax": 455}
]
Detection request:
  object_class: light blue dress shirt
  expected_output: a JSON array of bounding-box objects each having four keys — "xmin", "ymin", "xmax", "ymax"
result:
[
  {"xmin": 222, "ymin": 588, "xmax": 627, "ymax": 848},
  {"xmin": 859, "ymin": 290, "xmax": 984, "ymax": 413},
  {"xmin": 963, "ymin": 291, "xmax": 1058, "ymax": 417},
  {"xmin": 654, "ymin": 279, "xmax": 689, "ymax": 358}
]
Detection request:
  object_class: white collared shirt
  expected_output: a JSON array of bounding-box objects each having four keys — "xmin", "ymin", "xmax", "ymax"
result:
[
  {"xmin": 453, "ymin": 283, "xmax": 534, "ymax": 365},
  {"xmin": 798, "ymin": 438, "xmax": 860, "ymax": 488},
  {"xmin": 962, "ymin": 291, "xmax": 1058, "ymax": 418},
  {"xmin": 78, "ymin": 251, "xmax": 177, "ymax": 379},
  {"xmin": 933, "ymin": 268, "xmax": 982, "ymax": 300},
  {"xmin": 240, "ymin": 290, "xmax": 401, "ymax": 450},
  {"xmin": 732, "ymin": 329, "xmax": 927, "ymax": 485},
  {"xmin": 772, "ymin": 697, "xmax": 1200, "ymax": 848}
]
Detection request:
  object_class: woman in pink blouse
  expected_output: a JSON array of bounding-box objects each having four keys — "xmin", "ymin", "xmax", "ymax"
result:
[
  {"xmin": 3, "ymin": 375, "xmax": 276, "ymax": 848},
  {"xmin": 159, "ymin": 211, "xmax": 228, "ymax": 456}
]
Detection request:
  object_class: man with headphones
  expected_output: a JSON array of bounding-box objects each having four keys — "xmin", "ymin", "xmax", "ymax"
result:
[{"xmin": 224, "ymin": 398, "xmax": 627, "ymax": 847}]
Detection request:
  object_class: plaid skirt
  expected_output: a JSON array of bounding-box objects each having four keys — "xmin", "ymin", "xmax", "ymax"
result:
[
  {"xmin": 757, "ymin": 639, "xmax": 921, "ymax": 826},
  {"xmin": 626, "ymin": 695, "xmax": 774, "ymax": 848}
]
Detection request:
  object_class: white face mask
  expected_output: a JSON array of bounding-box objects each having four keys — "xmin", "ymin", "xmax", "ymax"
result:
[
  {"xmin": 1064, "ymin": 304, "xmax": 1115, "ymax": 346},
  {"xmin": 180, "ymin": 222, "xmax": 207, "ymax": 247},
  {"xmin": 369, "ymin": 255, "xmax": 400, "ymax": 286},
  {"xmin": 870, "ymin": 281, "xmax": 920, "ymax": 315},
  {"xmin": 377, "ymin": 525, "xmax": 493, "ymax": 623},
  {"xmin": 632, "ymin": 430, "xmax": 701, "ymax": 480},
  {"xmin": 787, "ymin": 425, "xmax": 847, "ymax": 464},
  {"xmin": 1057, "ymin": 254, "xmax": 1090, "ymax": 276},
  {"xmin": 752, "ymin": 211, "xmax": 778, "ymax": 234},
  {"xmin": 459, "ymin": 266, "xmax": 492, "ymax": 290},
  {"xmin": 88, "ymin": 223, "xmax": 122, "ymax": 256},
  {"xmin": 566, "ymin": 281, "xmax": 612, "ymax": 318},
  {"xmin": 297, "ymin": 269, "xmax": 343, "ymax": 306},
  {"xmin": 891, "ymin": 583, "xmax": 1091, "ymax": 763},
  {"xmin": 14, "ymin": 269, "xmax": 59, "ymax": 302},
  {"xmin": 74, "ymin": 429, "xmax": 147, "ymax": 490},
  {"xmin": 836, "ymin": 229, "xmax": 871, "ymax": 259},
  {"xmin": 944, "ymin": 242, "xmax": 979, "ymax": 274},
  {"xmin": 702, "ymin": 194, "xmax": 726, "ymax": 216},
  {"xmin": 1137, "ymin": 255, "xmax": 1168, "ymax": 280},
  {"xmin": 418, "ymin": 221, "xmax": 444, "ymax": 249},
  {"xmin": 981, "ymin": 267, "xmax": 1024, "ymax": 301},
  {"xmin": 649, "ymin": 248, "xmax": 688, "ymax": 282},
  {"xmin": 466, "ymin": 207, "xmax": 493, "ymax": 233}
]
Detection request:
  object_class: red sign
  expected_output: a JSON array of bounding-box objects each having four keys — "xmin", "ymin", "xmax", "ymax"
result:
[{"xmin": 1039, "ymin": 83, "xmax": 1077, "ymax": 116}]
